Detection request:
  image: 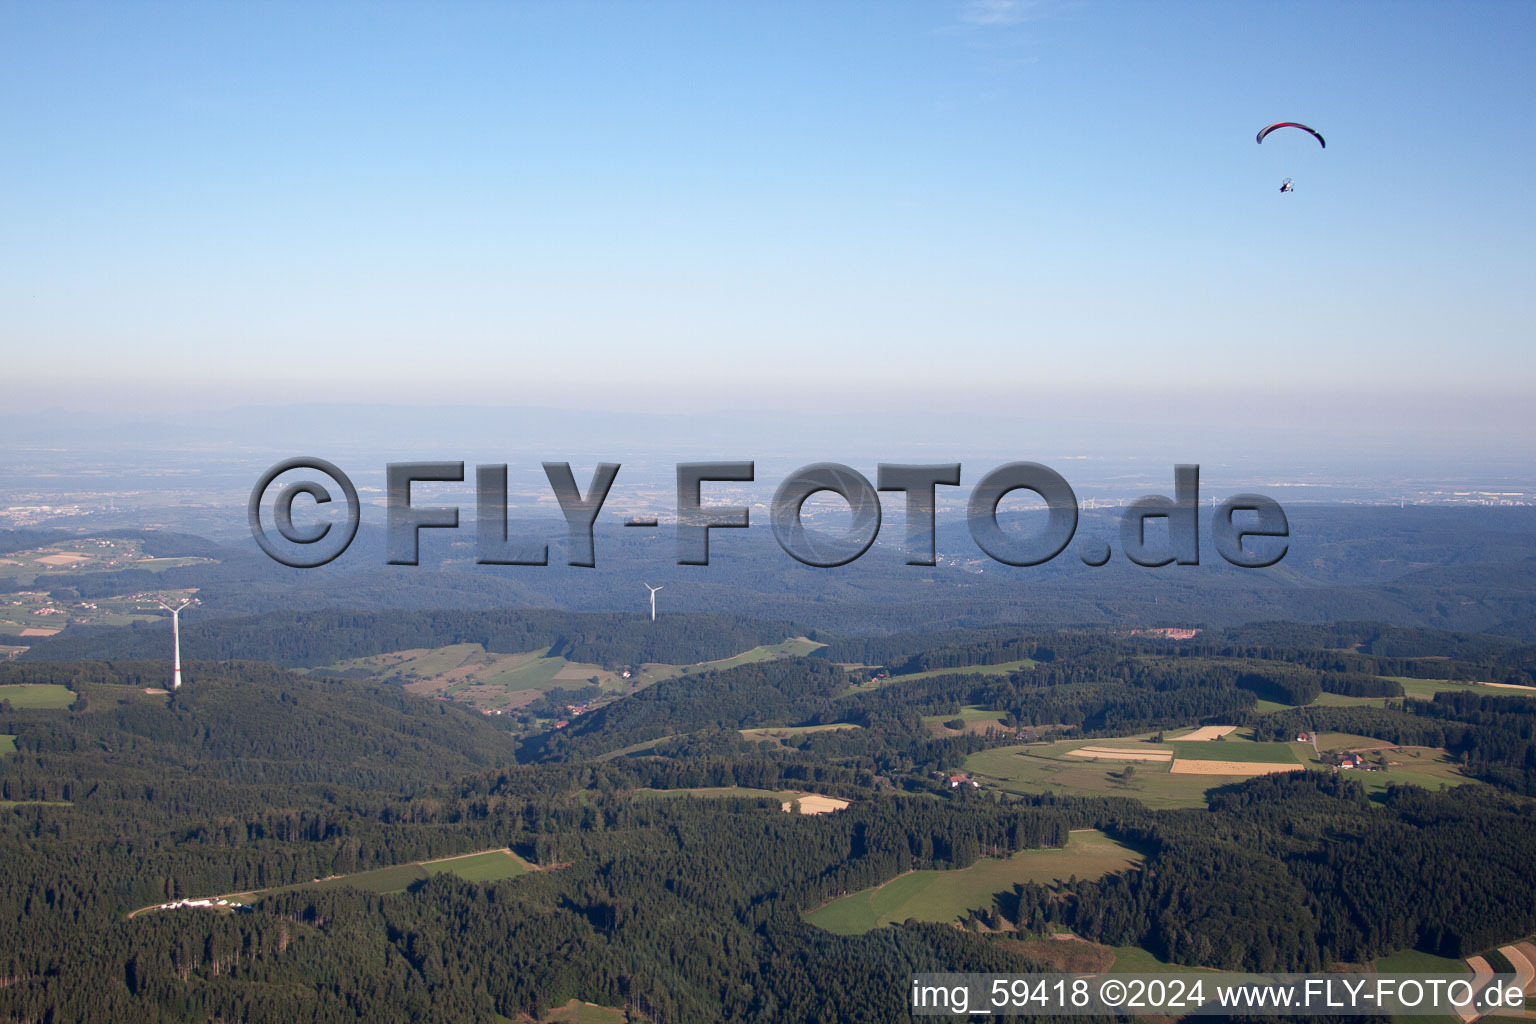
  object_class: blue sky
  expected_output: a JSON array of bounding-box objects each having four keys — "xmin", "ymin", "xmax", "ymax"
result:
[{"xmin": 3, "ymin": 1, "xmax": 1533, "ymax": 432}]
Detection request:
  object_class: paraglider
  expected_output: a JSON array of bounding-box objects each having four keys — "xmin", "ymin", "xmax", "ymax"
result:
[
  {"xmin": 1256, "ymin": 122, "xmax": 1326, "ymax": 148},
  {"xmin": 1257, "ymin": 122, "xmax": 1324, "ymax": 193}
]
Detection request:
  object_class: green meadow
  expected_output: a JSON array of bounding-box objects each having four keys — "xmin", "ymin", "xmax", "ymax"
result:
[
  {"xmin": 258, "ymin": 849, "xmax": 531, "ymax": 898},
  {"xmin": 806, "ymin": 830, "xmax": 1140, "ymax": 935},
  {"xmin": 0, "ymin": 684, "xmax": 75, "ymax": 709}
]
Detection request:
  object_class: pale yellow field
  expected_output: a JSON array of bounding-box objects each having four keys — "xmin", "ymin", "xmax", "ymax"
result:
[
  {"xmin": 782, "ymin": 794, "xmax": 849, "ymax": 815},
  {"xmin": 34, "ymin": 553, "xmax": 88, "ymax": 565},
  {"xmin": 1169, "ymin": 760, "xmax": 1304, "ymax": 776},
  {"xmin": 19, "ymin": 628, "xmax": 59, "ymax": 637},
  {"xmin": 1483, "ymin": 681, "xmax": 1536, "ymax": 694},
  {"xmin": 1065, "ymin": 747, "xmax": 1173, "ymax": 762},
  {"xmin": 1171, "ymin": 725, "xmax": 1238, "ymax": 741}
]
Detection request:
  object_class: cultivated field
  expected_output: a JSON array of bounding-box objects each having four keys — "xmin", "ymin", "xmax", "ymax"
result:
[
  {"xmin": 0, "ymin": 538, "xmax": 213, "ymax": 588},
  {"xmin": 966, "ymin": 731, "xmax": 1314, "ymax": 809},
  {"xmin": 1170, "ymin": 739, "xmax": 1300, "ymax": 763},
  {"xmin": 1065, "ymin": 746, "xmax": 1172, "ymax": 762},
  {"xmin": 783, "ymin": 794, "xmax": 849, "ymax": 815},
  {"xmin": 1482, "ymin": 681, "xmax": 1536, "ymax": 694},
  {"xmin": 1169, "ymin": 760, "xmax": 1304, "ymax": 776},
  {"xmin": 0, "ymin": 585, "xmax": 200, "ymax": 637},
  {"xmin": 805, "ymin": 830, "xmax": 1141, "ymax": 935},
  {"xmin": 0, "ymin": 734, "xmax": 15, "ymax": 755},
  {"xmin": 0, "ymin": 684, "xmax": 75, "ymax": 709},
  {"xmin": 1172, "ymin": 725, "xmax": 1238, "ymax": 741}
]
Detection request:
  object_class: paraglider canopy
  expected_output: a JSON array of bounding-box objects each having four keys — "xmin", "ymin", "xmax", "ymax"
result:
[{"xmin": 1256, "ymin": 122, "xmax": 1325, "ymax": 148}]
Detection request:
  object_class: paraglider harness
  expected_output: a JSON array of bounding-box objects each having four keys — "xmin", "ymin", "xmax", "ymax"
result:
[{"xmin": 1279, "ymin": 178, "xmax": 1294, "ymax": 193}]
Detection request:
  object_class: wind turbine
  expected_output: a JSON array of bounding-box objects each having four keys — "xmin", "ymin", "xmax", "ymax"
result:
[
  {"xmin": 643, "ymin": 583, "xmax": 663, "ymax": 622},
  {"xmin": 157, "ymin": 598, "xmax": 191, "ymax": 690}
]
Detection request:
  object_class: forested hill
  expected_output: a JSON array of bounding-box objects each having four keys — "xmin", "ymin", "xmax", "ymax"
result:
[
  {"xmin": 18, "ymin": 609, "xmax": 805, "ymax": 669},
  {"xmin": 522, "ymin": 657, "xmax": 852, "ymax": 762},
  {"xmin": 0, "ymin": 660, "xmax": 519, "ymax": 801}
]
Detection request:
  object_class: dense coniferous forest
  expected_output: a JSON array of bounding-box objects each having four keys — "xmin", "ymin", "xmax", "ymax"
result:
[{"xmin": 1003, "ymin": 772, "xmax": 1536, "ymax": 966}]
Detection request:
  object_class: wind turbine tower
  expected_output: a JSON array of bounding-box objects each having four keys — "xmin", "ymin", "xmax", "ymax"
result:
[
  {"xmin": 644, "ymin": 584, "xmax": 663, "ymax": 622},
  {"xmin": 157, "ymin": 599, "xmax": 191, "ymax": 690}
]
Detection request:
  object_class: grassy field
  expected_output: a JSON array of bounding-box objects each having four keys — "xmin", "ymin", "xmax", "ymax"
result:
[
  {"xmin": 922, "ymin": 706, "xmax": 1010, "ymax": 737},
  {"xmin": 315, "ymin": 637, "xmax": 825, "ymax": 716},
  {"xmin": 739, "ymin": 723, "xmax": 861, "ymax": 745},
  {"xmin": 1310, "ymin": 731, "xmax": 1395, "ymax": 750},
  {"xmin": 1311, "ymin": 677, "xmax": 1527, "ymax": 710},
  {"xmin": 424, "ymin": 850, "xmax": 532, "ymax": 883},
  {"xmin": 317, "ymin": 644, "xmax": 624, "ymax": 711},
  {"xmin": 1373, "ymin": 948, "xmax": 1470, "ymax": 973},
  {"xmin": 261, "ymin": 849, "xmax": 531, "ymax": 897},
  {"xmin": 0, "ymin": 734, "xmax": 14, "ymax": 755},
  {"xmin": 0, "ymin": 684, "xmax": 75, "ymax": 709},
  {"xmin": 852, "ymin": 658, "xmax": 1038, "ymax": 692},
  {"xmin": 1389, "ymin": 676, "xmax": 1529, "ymax": 700},
  {"xmin": 677, "ymin": 637, "xmax": 825, "ymax": 675},
  {"xmin": 805, "ymin": 830, "xmax": 1140, "ymax": 935},
  {"xmin": 474, "ymin": 651, "xmax": 570, "ymax": 692},
  {"xmin": 537, "ymin": 1000, "xmax": 628, "ymax": 1024},
  {"xmin": 1105, "ymin": 945, "xmax": 1222, "ymax": 975},
  {"xmin": 1371, "ymin": 948, "xmax": 1481, "ymax": 1024},
  {"xmin": 1170, "ymin": 739, "xmax": 1299, "ymax": 763},
  {"xmin": 79, "ymin": 682, "xmax": 171, "ymax": 709},
  {"xmin": 1296, "ymin": 741, "xmax": 1470, "ymax": 795},
  {"xmin": 921, "ymin": 707, "xmax": 1007, "ymax": 724}
]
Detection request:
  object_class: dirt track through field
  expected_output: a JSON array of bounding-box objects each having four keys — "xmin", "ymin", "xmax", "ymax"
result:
[
  {"xmin": 1458, "ymin": 957, "xmax": 1496, "ymax": 1023},
  {"xmin": 1502, "ymin": 943, "xmax": 1534, "ymax": 995},
  {"xmin": 1169, "ymin": 761, "xmax": 1304, "ymax": 776}
]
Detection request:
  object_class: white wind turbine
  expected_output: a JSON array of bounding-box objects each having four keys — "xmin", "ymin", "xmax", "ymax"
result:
[
  {"xmin": 644, "ymin": 583, "xmax": 663, "ymax": 622},
  {"xmin": 157, "ymin": 598, "xmax": 192, "ymax": 690}
]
